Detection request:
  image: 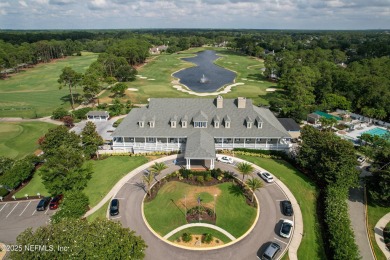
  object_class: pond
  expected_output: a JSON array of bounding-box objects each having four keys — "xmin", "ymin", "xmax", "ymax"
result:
[{"xmin": 173, "ymin": 50, "xmax": 236, "ymax": 93}]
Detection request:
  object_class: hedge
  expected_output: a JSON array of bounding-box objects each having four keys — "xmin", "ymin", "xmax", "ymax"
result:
[{"xmin": 324, "ymin": 186, "xmax": 360, "ymax": 260}]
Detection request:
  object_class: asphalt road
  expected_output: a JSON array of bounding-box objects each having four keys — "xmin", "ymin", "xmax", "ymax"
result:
[{"xmin": 113, "ymin": 162, "xmax": 293, "ymax": 260}]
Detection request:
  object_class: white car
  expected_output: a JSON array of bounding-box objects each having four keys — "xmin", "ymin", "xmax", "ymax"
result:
[
  {"xmin": 259, "ymin": 171, "xmax": 274, "ymax": 183},
  {"xmin": 279, "ymin": 219, "xmax": 294, "ymax": 238},
  {"xmin": 217, "ymin": 156, "xmax": 233, "ymax": 164}
]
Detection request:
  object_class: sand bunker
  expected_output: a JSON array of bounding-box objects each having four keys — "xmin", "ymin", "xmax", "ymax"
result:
[
  {"xmin": 127, "ymin": 88, "xmax": 139, "ymax": 91},
  {"xmin": 265, "ymin": 88, "xmax": 278, "ymax": 92},
  {"xmin": 172, "ymin": 83, "xmax": 245, "ymax": 97}
]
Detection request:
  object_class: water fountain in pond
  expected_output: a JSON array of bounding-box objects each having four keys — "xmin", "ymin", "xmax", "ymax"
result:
[{"xmin": 200, "ymin": 74, "xmax": 209, "ymax": 84}]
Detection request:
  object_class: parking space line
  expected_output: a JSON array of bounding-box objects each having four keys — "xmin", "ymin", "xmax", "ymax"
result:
[
  {"xmin": 19, "ymin": 201, "xmax": 31, "ymax": 216},
  {"xmin": 32, "ymin": 210, "xmax": 36, "ymax": 216},
  {"xmin": 0, "ymin": 203, "xmax": 7, "ymax": 213},
  {"xmin": 6, "ymin": 202, "xmax": 19, "ymax": 218},
  {"xmin": 45, "ymin": 208, "xmax": 50, "ymax": 214},
  {"xmin": 273, "ymin": 237, "xmax": 288, "ymax": 245}
]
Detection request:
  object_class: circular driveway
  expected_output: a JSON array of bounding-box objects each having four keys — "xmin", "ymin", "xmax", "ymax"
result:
[{"xmin": 113, "ymin": 160, "xmax": 294, "ymax": 260}]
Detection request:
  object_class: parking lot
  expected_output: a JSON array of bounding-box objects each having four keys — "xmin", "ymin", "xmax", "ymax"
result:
[{"xmin": 0, "ymin": 200, "xmax": 55, "ymax": 244}]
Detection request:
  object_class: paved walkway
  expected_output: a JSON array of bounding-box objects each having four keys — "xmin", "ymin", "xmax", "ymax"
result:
[
  {"xmin": 163, "ymin": 223, "xmax": 236, "ymax": 240},
  {"xmin": 374, "ymin": 212, "xmax": 390, "ymax": 259},
  {"xmin": 348, "ymin": 180, "xmax": 375, "ymax": 260}
]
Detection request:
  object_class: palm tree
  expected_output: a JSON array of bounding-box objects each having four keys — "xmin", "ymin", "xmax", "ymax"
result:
[
  {"xmin": 236, "ymin": 162, "xmax": 254, "ymax": 182},
  {"xmin": 246, "ymin": 177, "xmax": 263, "ymax": 202},
  {"xmin": 150, "ymin": 162, "xmax": 167, "ymax": 182},
  {"xmin": 143, "ymin": 172, "xmax": 154, "ymax": 197}
]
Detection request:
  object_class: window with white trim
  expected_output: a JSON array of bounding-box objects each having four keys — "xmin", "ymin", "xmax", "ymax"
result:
[
  {"xmin": 139, "ymin": 121, "xmax": 144, "ymax": 128},
  {"xmin": 225, "ymin": 122, "xmax": 230, "ymax": 128},
  {"xmin": 194, "ymin": 121, "xmax": 207, "ymax": 128}
]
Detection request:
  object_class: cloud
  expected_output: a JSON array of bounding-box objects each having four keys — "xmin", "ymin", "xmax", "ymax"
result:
[
  {"xmin": 0, "ymin": 0, "xmax": 389, "ymax": 29},
  {"xmin": 49, "ymin": 0, "xmax": 76, "ymax": 5}
]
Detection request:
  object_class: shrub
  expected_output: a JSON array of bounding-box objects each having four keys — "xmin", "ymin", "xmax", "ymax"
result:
[
  {"xmin": 96, "ymin": 103, "xmax": 108, "ymax": 110},
  {"xmin": 113, "ymin": 118, "xmax": 124, "ymax": 128},
  {"xmin": 182, "ymin": 232, "xmax": 192, "ymax": 242},
  {"xmin": 188, "ymin": 174, "xmax": 194, "ymax": 180},
  {"xmin": 205, "ymin": 174, "xmax": 212, "ymax": 182},
  {"xmin": 0, "ymin": 187, "xmax": 9, "ymax": 197},
  {"xmin": 196, "ymin": 176, "xmax": 204, "ymax": 184},
  {"xmin": 51, "ymin": 191, "xmax": 89, "ymax": 224},
  {"xmin": 72, "ymin": 107, "xmax": 93, "ymax": 120},
  {"xmin": 52, "ymin": 107, "xmax": 69, "ymax": 120},
  {"xmin": 202, "ymin": 233, "xmax": 213, "ymax": 244}
]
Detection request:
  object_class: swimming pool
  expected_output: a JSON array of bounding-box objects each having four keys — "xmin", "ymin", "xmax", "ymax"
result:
[{"xmin": 362, "ymin": 127, "xmax": 389, "ymax": 138}]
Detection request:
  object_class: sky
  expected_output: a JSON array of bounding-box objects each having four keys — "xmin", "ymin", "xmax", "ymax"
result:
[{"xmin": 0, "ymin": 0, "xmax": 389, "ymax": 30}]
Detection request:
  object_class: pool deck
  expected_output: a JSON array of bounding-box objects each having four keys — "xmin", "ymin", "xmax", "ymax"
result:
[{"xmin": 337, "ymin": 125, "xmax": 388, "ymax": 140}]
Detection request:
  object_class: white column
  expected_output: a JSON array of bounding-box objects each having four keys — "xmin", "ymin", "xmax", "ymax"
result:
[
  {"xmin": 277, "ymin": 138, "xmax": 279, "ymax": 150},
  {"xmin": 244, "ymin": 138, "xmax": 246, "ymax": 148},
  {"xmin": 123, "ymin": 137, "xmax": 125, "ymax": 147},
  {"xmin": 222, "ymin": 138, "xmax": 224, "ymax": 148},
  {"xmin": 210, "ymin": 159, "xmax": 215, "ymax": 170},
  {"xmin": 255, "ymin": 138, "xmax": 257, "ymax": 149},
  {"xmin": 186, "ymin": 159, "xmax": 191, "ymax": 169},
  {"xmin": 233, "ymin": 138, "xmax": 235, "ymax": 148},
  {"xmin": 266, "ymin": 138, "xmax": 268, "ymax": 148}
]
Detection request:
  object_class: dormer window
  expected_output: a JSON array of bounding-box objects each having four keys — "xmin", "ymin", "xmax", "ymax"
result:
[
  {"xmin": 181, "ymin": 115, "xmax": 188, "ymax": 128},
  {"xmin": 139, "ymin": 121, "xmax": 144, "ymax": 128},
  {"xmin": 193, "ymin": 111, "xmax": 208, "ymax": 128},
  {"xmin": 149, "ymin": 121, "xmax": 155, "ymax": 128},
  {"xmin": 213, "ymin": 115, "xmax": 220, "ymax": 129},
  {"xmin": 194, "ymin": 121, "xmax": 207, "ymax": 128},
  {"xmin": 256, "ymin": 116, "xmax": 263, "ymax": 128},
  {"xmin": 246, "ymin": 116, "xmax": 253, "ymax": 128},
  {"xmin": 224, "ymin": 115, "xmax": 231, "ymax": 128},
  {"xmin": 171, "ymin": 115, "xmax": 178, "ymax": 128}
]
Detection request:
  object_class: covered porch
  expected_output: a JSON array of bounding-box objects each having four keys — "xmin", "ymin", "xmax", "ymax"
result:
[{"xmin": 184, "ymin": 130, "xmax": 216, "ymax": 170}]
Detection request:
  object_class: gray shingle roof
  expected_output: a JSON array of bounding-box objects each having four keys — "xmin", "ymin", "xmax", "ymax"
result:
[
  {"xmin": 193, "ymin": 110, "xmax": 208, "ymax": 122},
  {"xmin": 112, "ymin": 98, "xmax": 289, "ymax": 138},
  {"xmin": 184, "ymin": 130, "xmax": 216, "ymax": 159},
  {"xmin": 87, "ymin": 111, "xmax": 109, "ymax": 117}
]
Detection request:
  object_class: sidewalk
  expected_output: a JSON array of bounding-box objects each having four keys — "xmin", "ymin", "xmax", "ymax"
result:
[{"xmin": 374, "ymin": 212, "xmax": 390, "ymax": 259}]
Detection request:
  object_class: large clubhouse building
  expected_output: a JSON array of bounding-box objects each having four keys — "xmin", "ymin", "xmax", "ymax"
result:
[{"xmin": 112, "ymin": 96, "xmax": 292, "ymax": 169}]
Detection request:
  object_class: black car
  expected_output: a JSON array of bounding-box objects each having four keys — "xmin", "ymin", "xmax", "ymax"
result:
[
  {"xmin": 281, "ymin": 200, "xmax": 293, "ymax": 216},
  {"xmin": 261, "ymin": 242, "xmax": 281, "ymax": 260},
  {"xmin": 36, "ymin": 197, "xmax": 51, "ymax": 211},
  {"xmin": 110, "ymin": 199, "xmax": 119, "ymax": 216}
]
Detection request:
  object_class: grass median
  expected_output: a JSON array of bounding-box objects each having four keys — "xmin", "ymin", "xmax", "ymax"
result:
[{"xmin": 237, "ymin": 155, "xmax": 326, "ymax": 260}]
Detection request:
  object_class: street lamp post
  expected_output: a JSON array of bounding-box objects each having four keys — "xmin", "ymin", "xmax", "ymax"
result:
[{"xmin": 214, "ymin": 194, "xmax": 217, "ymax": 220}]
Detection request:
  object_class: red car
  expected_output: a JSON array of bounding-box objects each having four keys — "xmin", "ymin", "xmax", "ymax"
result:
[{"xmin": 49, "ymin": 194, "xmax": 63, "ymax": 210}]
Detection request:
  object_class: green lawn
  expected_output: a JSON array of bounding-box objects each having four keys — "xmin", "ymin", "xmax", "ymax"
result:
[
  {"xmin": 14, "ymin": 168, "xmax": 48, "ymax": 198},
  {"xmin": 144, "ymin": 181, "xmax": 257, "ymax": 238},
  {"xmin": 0, "ymin": 122, "xmax": 55, "ymax": 159},
  {"xmin": 86, "ymin": 200, "xmax": 110, "ymax": 222},
  {"xmin": 15, "ymin": 156, "xmax": 148, "ymax": 209},
  {"xmin": 84, "ymin": 156, "xmax": 148, "ymax": 207},
  {"xmin": 0, "ymin": 52, "xmax": 98, "ymax": 118},
  {"xmin": 100, "ymin": 47, "xmax": 277, "ymax": 106},
  {"xmin": 167, "ymin": 226, "xmax": 232, "ymax": 244},
  {"xmin": 237, "ymin": 155, "xmax": 326, "ymax": 260},
  {"xmin": 367, "ymin": 196, "xmax": 390, "ymax": 260}
]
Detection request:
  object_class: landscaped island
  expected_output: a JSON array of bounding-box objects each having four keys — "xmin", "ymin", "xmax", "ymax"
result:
[{"xmin": 143, "ymin": 168, "xmax": 258, "ymax": 247}]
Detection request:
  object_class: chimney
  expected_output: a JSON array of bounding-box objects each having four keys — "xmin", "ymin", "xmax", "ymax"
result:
[
  {"xmin": 237, "ymin": 97, "xmax": 246, "ymax": 109},
  {"xmin": 216, "ymin": 95, "xmax": 223, "ymax": 108}
]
